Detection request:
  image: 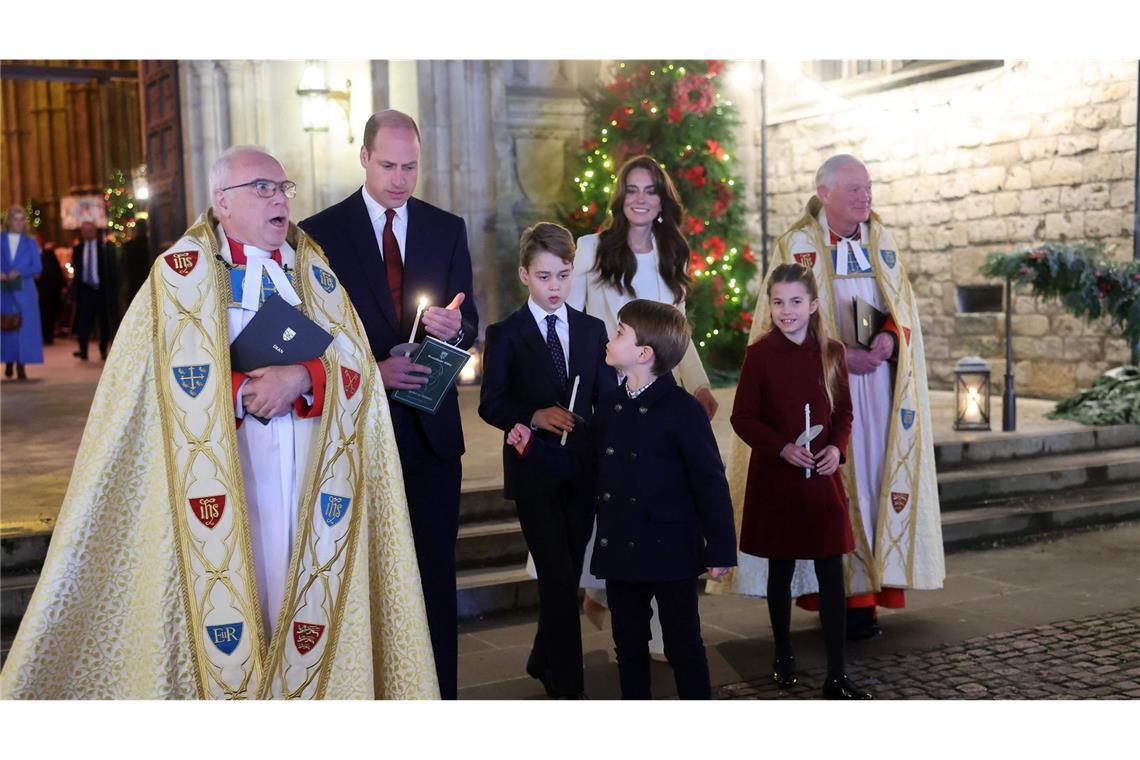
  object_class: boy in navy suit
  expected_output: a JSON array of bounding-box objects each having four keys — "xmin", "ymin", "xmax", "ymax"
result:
[
  {"xmin": 507, "ymin": 299, "xmax": 737, "ymax": 699},
  {"xmin": 478, "ymin": 222, "xmax": 617, "ymax": 698}
]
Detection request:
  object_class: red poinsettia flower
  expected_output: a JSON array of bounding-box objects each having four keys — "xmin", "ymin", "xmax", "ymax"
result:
[
  {"xmin": 705, "ymin": 139, "xmax": 726, "ymax": 161},
  {"xmin": 683, "ymin": 214, "xmax": 705, "ymax": 236},
  {"xmin": 689, "ymin": 252, "xmax": 707, "ymax": 273},
  {"xmin": 607, "ymin": 106, "xmax": 634, "ymax": 130},
  {"xmin": 614, "ymin": 140, "xmax": 648, "ymax": 164},
  {"xmin": 679, "ymin": 165, "xmax": 708, "ymax": 189},
  {"xmin": 605, "ymin": 75, "xmax": 631, "ymax": 95},
  {"xmin": 666, "ymin": 106, "xmax": 683, "ymax": 124},
  {"xmin": 702, "ymin": 235, "xmax": 727, "ymax": 260},
  {"xmin": 712, "ymin": 183, "xmax": 734, "ymax": 217},
  {"xmin": 673, "ymin": 73, "xmax": 716, "ymax": 116},
  {"xmin": 706, "ymin": 60, "xmax": 725, "ymax": 77},
  {"xmin": 631, "ymin": 64, "xmax": 651, "ymax": 87},
  {"xmin": 742, "ymin": 245, "xmax": 756, "ymax": 263}
]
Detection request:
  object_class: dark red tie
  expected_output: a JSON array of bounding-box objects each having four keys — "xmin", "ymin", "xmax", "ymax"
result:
[{"xmin": 383, "ymin": 208, "xmax": 403, "ymax": 322}]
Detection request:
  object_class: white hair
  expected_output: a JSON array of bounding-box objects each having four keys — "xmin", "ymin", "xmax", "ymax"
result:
[
  {"xmin": 815, "ymin": 154, "xmax": 865, "ymax": 190},
  {"xmin": 209, "ymin": 145, "xmax": 277, "ymax": 194}
]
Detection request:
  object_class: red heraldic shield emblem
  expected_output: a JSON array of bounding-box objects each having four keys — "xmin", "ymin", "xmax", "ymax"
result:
[
  {"xmin": 340, "ymin": 367, "xmax": 361, "ymax": 400},
  {"xmin": 793, "ymin": 251, "xmax": 817, "ymax": 269},
  {"xmin": 189, "ymin": 495, "xmax": 226, "ymax": 529},
  {"xmin": 293, "ymin": 622, "xmax": 326, "ymax": 655},
  {"xmin": 890, "ymin": 492, "xmax": 910, "ymax": 514},
  {"xmin": 164, "ymin": 250, "xmax": 199, "ymax": 277}
]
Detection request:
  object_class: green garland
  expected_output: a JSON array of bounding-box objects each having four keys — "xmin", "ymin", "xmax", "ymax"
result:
[
  {"xmin": 1047, "ymin": 366, "xmax": 1140, "ymax": 425},
  {"xmin": 980, "ymin": 242, "xmax": 1140, "ymax": 342},
  {"xmin": 558, "ymin": 60, "xmax": 757, "ymax": 370}
]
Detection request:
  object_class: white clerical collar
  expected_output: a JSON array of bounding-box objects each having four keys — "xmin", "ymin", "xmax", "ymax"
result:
[
  {"xmin": 361, "ymin": 187, "xmax": 408, "ymax": 226},
  {"xmin": 528, "ymin": 297, "xmax": 568, "ymax": 326}
]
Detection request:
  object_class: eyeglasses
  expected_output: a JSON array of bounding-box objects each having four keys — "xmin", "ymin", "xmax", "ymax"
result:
[{"xmin": 219, "ymin": 178, "xmax": 298, "ymax": 199}]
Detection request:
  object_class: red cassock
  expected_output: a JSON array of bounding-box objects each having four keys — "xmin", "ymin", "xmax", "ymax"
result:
[{"xmin": 731, "ymin": 330, "xmax": 855, "ymax": 560}]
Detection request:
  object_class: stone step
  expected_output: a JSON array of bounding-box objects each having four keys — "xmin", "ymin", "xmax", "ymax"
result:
[
  {"xmin": 456, "ymin": 519, "xmax": 527, "ymax": 571},
  {"xmin": 941, "ymin": 481, "xmax": 1140, "ymax": 551},
  {"xmin": 456, "ymin": 565, "xmax": 537, "ymax": 621},
  {"xmin": 935, "ymin": 424, "xmax": 1140, "ymax": 471},
  {"xmin": 457, "ymin": 486, "xmax": 517, "ymax": 524},
  {"xmin": 938, "ymin": 446, "xmax": 1140, "ymax": 509},
  {"xmin": 1, "ymin": 572, "xmax": 39, "ymax": 626}
]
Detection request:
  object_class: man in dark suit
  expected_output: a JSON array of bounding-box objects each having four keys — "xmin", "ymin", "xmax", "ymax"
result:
[
  {"xmin": 72, "ymin": 221, "xmax": 112, "ymax": 360},
  {"xmin": 301, "ymin": 110, "xmax": 478, "ymax": 700},
  {"xmin": 478, "ymin": 223, "xmax": 617, "ymax": 698}
]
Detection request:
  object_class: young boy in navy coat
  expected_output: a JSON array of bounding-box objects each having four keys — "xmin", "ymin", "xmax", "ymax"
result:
[
  {"xmin": 507, "ymin": 299, "xmax": 736, "ymax": 699},
  {"xmin": 479, "ymin": 222, "xmax": 617, "ymax": 698}
]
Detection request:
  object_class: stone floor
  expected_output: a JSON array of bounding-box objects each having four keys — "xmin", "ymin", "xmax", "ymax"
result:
[{"xmin": 457, "ymin": 522, "xmax": 1140, "ymax": 699}]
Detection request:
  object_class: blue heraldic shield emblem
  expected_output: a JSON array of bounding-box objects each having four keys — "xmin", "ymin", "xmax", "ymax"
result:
[
  {"xmin": 881, "ymin": 249, "xmax": 897, "ymax": 269},
  {"xmin": 312, "ymin": 266, "xmax": 337, "ymax": 294},
  {"xmin": 173, "ymin": 364, "xmax": 211, "ymax": 398},
  {"xmin": 206, "ymin": 622, "xmax": 244, "ymax": 655},
  {"xmin": 320, "ymin": 493, "xmax": 351, "ymax": 527},
  {"xmin": 900, "ymin": 408, "xmax": 916, "ymax": 430},
  {"xmin": 228, "ymin": 268, "xmax": 294, "ymax": 306}
]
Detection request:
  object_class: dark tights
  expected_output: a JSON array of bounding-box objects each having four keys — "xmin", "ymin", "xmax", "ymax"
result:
[{"xmin": 767, "ymin": 556, "xmax": 846, "ymax": 680}]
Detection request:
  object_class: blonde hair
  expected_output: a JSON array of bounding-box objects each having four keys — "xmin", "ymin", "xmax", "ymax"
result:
[{"xmin": 766, "ymin": 263, "xmax": 842, "ymax": 411}]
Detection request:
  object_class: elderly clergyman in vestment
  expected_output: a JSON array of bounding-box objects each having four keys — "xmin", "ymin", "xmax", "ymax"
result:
[
  {"xmin": 1, "ymin": 146, "xmax": 438, "ymax": 699},
  {"xmin": 716, "ymin": 155, "xmax": 944, "ymax": 636}
]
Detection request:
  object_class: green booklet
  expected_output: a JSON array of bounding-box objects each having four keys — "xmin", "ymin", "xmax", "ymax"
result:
[{"xmin": 391, "ymin": 336, "xmax": 472, "ymax": 415}]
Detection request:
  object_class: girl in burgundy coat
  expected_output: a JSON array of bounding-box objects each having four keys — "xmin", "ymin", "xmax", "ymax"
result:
[{"xmin": 731, "ymin": 263, "xmax": 871, "ymax": 700}]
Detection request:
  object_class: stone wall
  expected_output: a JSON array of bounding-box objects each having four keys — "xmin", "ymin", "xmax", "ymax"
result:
[{"xmin": 756, "ymin": 60, "xmax": 1138, "ymax": 398}]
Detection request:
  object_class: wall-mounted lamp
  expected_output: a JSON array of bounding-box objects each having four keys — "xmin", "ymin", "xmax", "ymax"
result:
[{"xmin": 296, "ymin": 61, "xmax": 353, "ymax": 142}]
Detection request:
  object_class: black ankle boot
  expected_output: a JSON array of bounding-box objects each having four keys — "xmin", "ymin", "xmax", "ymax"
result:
[
  {"xmin": 3, "ymin": 363, "xmax": 12, "ymax": 378},
  {"xmin": 822, "ymin": 675, "xmax": 873, "ymax": 700},
  {"xmin": 772, "ymin": 654, "xmax": 798, "ymax": 688}
]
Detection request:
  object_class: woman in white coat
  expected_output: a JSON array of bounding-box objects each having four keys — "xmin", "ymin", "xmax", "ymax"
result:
[{"xmin": 569, "ymin": 155, "xmax": 718, "ymax": 658}]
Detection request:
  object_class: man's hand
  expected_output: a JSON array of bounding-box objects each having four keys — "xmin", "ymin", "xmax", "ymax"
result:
[
  {"xmin": 506, "ymin": 423, "xmax": 532, "ymax": 456},
  {"xmin": 694, "ymin": 386, "xmax": 719, "ymax": 420},
  {"xmin": 378, "ymin": 355, "xmax": 431, "ymax": 390},
  {"xmin": 869, "ymin": 331, "xmax": 895, "ymax": 363},
  {"xmin": 241, "ymin": 365, "xmax": 312, "ymax": 419},
  {"xmin": 845, "ymin": 346, "xmax": 883, "ymax": 375},
  {"xmin": 780, "ymin": 442, "xmax": 815, "ymax": 469},
  {"xmin": 531, "ymin": 405, "xmax": 576, "ymax": 434},
  {"xmin": 706, "ymin": 566, "xmax": 731, "ymax": 579},
  {"xmin": 814, "ymin": 444, "xmax": 841, "ymax": 476},
  {"xmin": 422, "ymin": 292, "xmax": 465, "ymax": 343}
]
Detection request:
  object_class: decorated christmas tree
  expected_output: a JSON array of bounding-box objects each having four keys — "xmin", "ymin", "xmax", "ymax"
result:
[
  {"xmin": 560, "ymin": 60, "xmax": 757, "ymax": 370},
  {"xmin": 103, "ymin": 168, "xmax": 137, "ymax": 245}
]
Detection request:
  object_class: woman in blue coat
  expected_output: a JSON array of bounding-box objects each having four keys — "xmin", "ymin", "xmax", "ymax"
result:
[{"xmin": 2, "ymin": 206, "xmax": 44, "ymax": 380}]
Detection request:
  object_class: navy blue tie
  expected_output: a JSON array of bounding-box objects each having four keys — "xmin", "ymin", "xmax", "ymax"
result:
[{"xmin": 546, "ymin": 314, "xmax": 568, "ymax": 388}]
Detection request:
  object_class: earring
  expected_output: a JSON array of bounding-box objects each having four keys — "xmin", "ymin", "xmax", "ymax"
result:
[{"xmin": 656, "ymin": 213, "xmax": 663, "ymax": 224}]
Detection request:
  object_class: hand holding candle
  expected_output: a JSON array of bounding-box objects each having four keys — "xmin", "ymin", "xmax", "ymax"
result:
[{"xmin": 561, "ymin": 375, "xmax": 580, "ymax": 446}]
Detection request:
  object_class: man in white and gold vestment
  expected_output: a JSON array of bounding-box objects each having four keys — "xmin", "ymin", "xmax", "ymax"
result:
[
  {"xmin": 1, "ymin": 146, "xmax": 438, "ymax": 699},
  {"xmin": 717, "ymin": 155, "xmax": 944, "ymax": 639}
]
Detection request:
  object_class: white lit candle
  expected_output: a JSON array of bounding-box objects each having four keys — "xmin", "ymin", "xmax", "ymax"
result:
[
  {"xmin": 561, "ymin": 375, "xmax": 581, "ymax": 447},
  {"xmin": 408, "ymin": 296, "xmax": 428, "ymax": 345},
  {"xmin": 804, "ymin": 403, "xmax": 812, "ymax": 480}
]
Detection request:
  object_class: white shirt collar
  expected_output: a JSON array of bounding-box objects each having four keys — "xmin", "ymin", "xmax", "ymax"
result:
[
  {"xmin": 527, "ymin": 297, "xmax": 568, "ymax": 327},
  {"xmin": 361, "ymin": 186, "xmax": 408, "ymax": 226}
]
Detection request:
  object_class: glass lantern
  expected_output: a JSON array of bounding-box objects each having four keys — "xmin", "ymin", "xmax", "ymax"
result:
[{"xmin": 954, "ymin": 356, "xmax": 991, "ymax": 431}]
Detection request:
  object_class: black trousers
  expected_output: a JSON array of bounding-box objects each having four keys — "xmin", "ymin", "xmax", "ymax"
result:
[
  {"xmin": 74, "ymin": 283, "xmax": 109, "ymax": 357},
  {"xmin": 397, "ymin": 428, "xmax": 462, "ymax": 700},
  {"xmin": 606, "ymin": 577, "xmax": 710, "ymax": 699},
  {"xmin": 515, "ymin": 490, "xmax": 594, "ymax": 695}
]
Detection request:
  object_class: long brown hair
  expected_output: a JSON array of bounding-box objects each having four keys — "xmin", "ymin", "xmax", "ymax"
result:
[
  {"xmin": 593, "ymin": 155, "xmax": 691, "ymax": 304},
  {"xmin": 765, "ymin": 263, "xmax": 842, "ymax": 411}
]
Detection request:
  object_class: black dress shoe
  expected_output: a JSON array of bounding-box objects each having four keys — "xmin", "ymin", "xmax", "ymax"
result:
[
  {"xmin": 847, "ymin": 622, "xmax": 883, "ymax": 642},
  {"xmin": 772, "ymin": 655, "xmax": 798, "ymax": 688},
  {"xmin": 822, "ymin": 675, "xmax": 873, "ymax": 700},
  {"xmin": 3, "ymin": 363, "xmax": 12, "ymax": 378},
  {"xmin": 73, "ymin": 350, "xmax": 88, "ymax": 361}
]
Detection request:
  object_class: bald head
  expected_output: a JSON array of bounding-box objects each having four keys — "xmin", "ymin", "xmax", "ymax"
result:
[
  {"xmin": 210, "ymin": 145, "xmax": 291, "ymax": 250},
  {"xmin": 210, "ymin": 145, "xmax": 281, "ymax": 194},
  {"xmin": 815, "ymin": 154, "xmax": 872, "ymax": 234}
]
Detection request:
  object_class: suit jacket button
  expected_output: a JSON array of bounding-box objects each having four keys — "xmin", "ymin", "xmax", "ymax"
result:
[
  {"xmin": 614, "ymin": 403, "xmax": 623, "ymax": 412},
  {"xmin": 602, "ymin": 492, "xmax": 611, "ymax": 501},
  {"xmin": 599, "ymin": 538, "xmax": 608, "ymax": 547},
  {"xmin": 605, "ymin": 447, "xmax": 614, "ymax": 456},
  {"xmin": 630, "ymin": 451, "xmax": 637, "ymax": 459},
  {"xmin": 629, "ymin": 496, "xmax": 637, "ymax": 504},
  {"xmin": 627, "ymin": 541, "xmax": 636, "ymax": 549},
  {"xmin": 639, "ymin": 406, "xmax": 648, "ymax": 414}
]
